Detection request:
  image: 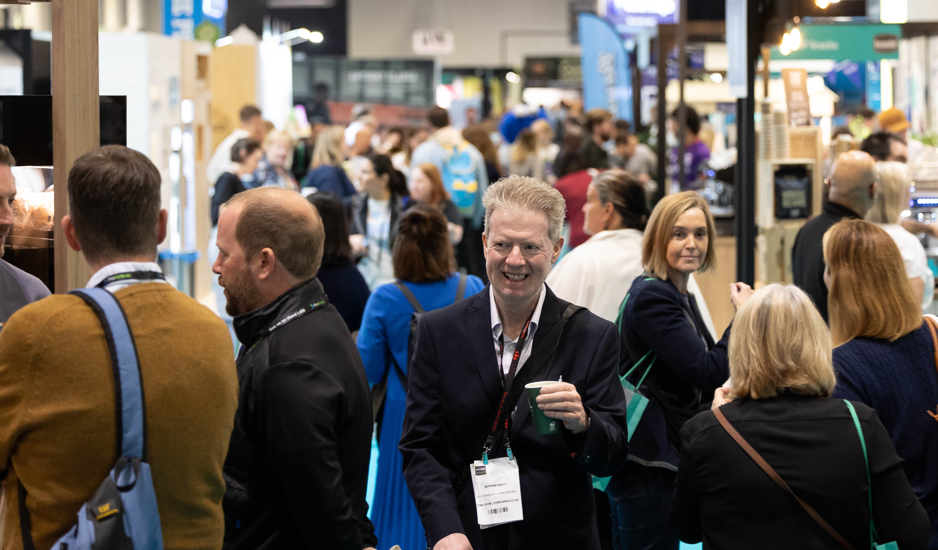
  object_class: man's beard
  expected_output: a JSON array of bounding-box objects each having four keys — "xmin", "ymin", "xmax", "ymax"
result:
[
  {"xmin": 0, "ymin": 227, "xmax": 10, "ymax": 259},
  {"xmin": 220, "ymin": 268, "xmax": 262, "ymax": 317}
]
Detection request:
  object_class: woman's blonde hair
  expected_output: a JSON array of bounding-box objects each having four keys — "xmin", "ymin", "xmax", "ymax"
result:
[
  {"xmin": 866, "ymin": 161, "xmax": 911, "ymax": 225},
  {"xmin": 310, "ymin": 125, "xmax": 345, "ymax": 169},
  {"xmin": 263, "ymin": 130, "xmax": 294, "ymax": 151},
  {"xmin": 729, "ymin": 284, "xmax": 836, "ymax": 399},
  {"xmin": 641, "ymin": 191, "xmax": 716, "ymax": 280},
  {"xmin": 824, "ymin": 219, "xmax": 921, "ymax": 346}
]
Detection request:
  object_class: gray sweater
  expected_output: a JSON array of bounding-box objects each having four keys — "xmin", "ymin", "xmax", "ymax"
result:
[{"xmin": 0, "ymin": 259, "xmax": 50, "ymax": 324}]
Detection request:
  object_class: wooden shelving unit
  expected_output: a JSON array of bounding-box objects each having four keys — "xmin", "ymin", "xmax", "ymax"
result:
[{"xmin": 755, "ymin": 125, "xmax": 825, "ymax": 287}]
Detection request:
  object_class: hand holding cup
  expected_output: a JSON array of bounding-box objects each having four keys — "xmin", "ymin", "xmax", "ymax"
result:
[{"xmin": 533, "ymin": 382, "xmax": 589, "ymax": 435}]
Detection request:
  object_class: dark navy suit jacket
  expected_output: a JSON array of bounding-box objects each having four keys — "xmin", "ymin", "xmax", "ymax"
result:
[{"xmin": 400, "ymin": 285, "xmax": 629, "ymax": 550}]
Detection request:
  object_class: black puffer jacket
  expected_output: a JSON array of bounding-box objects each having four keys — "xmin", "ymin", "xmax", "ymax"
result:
[{"xmin": 222, "ymin": 278, "xmax": 377, "ymax": 550}]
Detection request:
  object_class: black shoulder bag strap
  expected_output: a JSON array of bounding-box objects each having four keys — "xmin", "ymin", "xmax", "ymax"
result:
[
  {"xmin": 391, "ymin": 273, "xmax": 468, "ymax": 391},
  {"xmin": 391, "ymin": 281, "xmax": 425, "ymax": 391},
  {"xmin": 455, "ymin": 273, "xmax": 467, "ymax": 302},
  {"xmin": 451, "ymin": 303, "xmax": 583, "ymax": 497},
  {"xmin": 394, "ymin": 280, "xmax": 426, "ymax": 314}
]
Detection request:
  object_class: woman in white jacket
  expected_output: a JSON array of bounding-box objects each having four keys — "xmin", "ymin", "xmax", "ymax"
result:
[{"xmin": 547, "ymin": 169, "xmax": 716, "ymax": 337}]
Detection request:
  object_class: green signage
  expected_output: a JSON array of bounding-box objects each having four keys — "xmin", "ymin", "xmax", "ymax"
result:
[{"xmin": 770, "ymin": 24, "xmax": 900, "ymax": 61}]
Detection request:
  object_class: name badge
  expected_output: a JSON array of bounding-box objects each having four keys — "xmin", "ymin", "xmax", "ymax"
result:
[{"xmin": 471, "ymin": 456, "xmax": 523, "ymax": 529}]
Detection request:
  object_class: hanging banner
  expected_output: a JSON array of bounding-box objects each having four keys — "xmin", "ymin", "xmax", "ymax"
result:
[
  {"xmin": 577, "ymin": 13, "xmax": 633, "ymax": 124},
  {"xmin": 726, "ymin": 0, "xmax": 747, "ymax": 98},
  {"xmin": 602, "ymin": 0, "xmax": 677, "ymax": 38},
  {"xmin": 164, "ymin": 0, "xmax": 227, "ymax": 42}
]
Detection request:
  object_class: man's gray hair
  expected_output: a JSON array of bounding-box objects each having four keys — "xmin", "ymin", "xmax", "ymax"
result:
[{"xmin": 482, "ymin": 175, "xmax": 566, "ymax": 244}]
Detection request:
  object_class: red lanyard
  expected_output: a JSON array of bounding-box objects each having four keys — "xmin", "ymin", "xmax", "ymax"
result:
[{"xmin": 485, "ymin": 311, "xmax": 535, "ymax": 457}]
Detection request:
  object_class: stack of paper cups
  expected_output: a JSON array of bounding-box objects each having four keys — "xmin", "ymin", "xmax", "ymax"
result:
[
  {"xmin": 773, "ymin": 111, "xmax": 790, "ymax": 159},
  {"xmin": 760, "ymin": 107, "xmax": 774, "ymax": 161}
]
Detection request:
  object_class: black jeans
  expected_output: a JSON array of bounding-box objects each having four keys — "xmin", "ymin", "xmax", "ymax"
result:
[{"xmin": 607, "ymin": 462, "xmax": 680, "ymax": 550}]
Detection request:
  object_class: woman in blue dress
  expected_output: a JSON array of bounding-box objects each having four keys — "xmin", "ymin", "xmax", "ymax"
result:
[{"xmin": 357, "ymin": 204, "xmax": 484, "ymax": 550}]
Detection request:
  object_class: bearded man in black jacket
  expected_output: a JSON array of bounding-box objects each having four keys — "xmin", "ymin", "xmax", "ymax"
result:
[{"xmin": 214, "ymin": 186, "xmax": 377, "ymax": 550}]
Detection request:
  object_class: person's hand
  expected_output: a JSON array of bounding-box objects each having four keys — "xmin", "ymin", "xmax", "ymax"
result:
[
  {"xmin": 901, "ymin": 218, "xmax": 938, "ymax": 238},
  {"xmin": 730, "ymin": 282, "xmax": 754, "ymax": 311},
  {"xmin": 537, "ymin": 382, "xmax": 589, "ymax": 434},
  {"xmin": 349, "ymin": 234, "xmax": 367, "ymax": 257},
  {"xmin": 434, "ymin": 533, "xmax": 473, "ymax": 550},
  {"xmin": 711, "ymin": 387, "xmax": 733, "ymax": 411},
  {"xmin": 448, "ymin": 222, "xmax": 464, "ymax": 245}
]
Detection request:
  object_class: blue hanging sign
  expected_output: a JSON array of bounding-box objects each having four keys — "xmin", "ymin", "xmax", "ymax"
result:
[
  {"xmin": 603, "ymin": 0, "xmax": 677, "ymax": 37},
  {"xmin": 578, "ymin": 13, "xmax": 633, "ymax": 124},
  {"xmin": 164, "ymin": 0, "xmax": 227, "ymax": 42}
]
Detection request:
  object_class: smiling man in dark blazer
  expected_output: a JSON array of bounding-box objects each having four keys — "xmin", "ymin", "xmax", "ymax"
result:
[{"xmin": 400, "ymin": 175, "xmax": 629, "ymax": 550}]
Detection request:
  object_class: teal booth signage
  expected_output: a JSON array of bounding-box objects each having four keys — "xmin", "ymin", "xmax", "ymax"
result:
[{"xmin": 770, "ymin": 24, "xmax": 900, "ymax": 61}]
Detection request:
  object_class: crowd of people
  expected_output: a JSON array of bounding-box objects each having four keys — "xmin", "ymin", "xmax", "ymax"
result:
[{"xmin": 0, "ymin": 93, "xmax": 934, "ymax": 550}]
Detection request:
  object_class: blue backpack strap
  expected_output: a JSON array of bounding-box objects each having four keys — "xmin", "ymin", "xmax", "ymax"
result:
[{"xmin": 71, "ymin": 288, "xmax": 147, "ymax": 460}]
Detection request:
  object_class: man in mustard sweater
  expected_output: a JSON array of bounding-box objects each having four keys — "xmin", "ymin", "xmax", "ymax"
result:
[{"xmin": 0, "ymin": 146, "xmax": 239, "ymax": 550}]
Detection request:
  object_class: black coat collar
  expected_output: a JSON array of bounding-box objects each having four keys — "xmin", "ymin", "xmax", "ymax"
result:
[
  {"xmin": 233, "ymin": 277, "xmax": 329, "ymax": 347},
  {"xmin": 822, "ymin": 200, "xmax": 863, "ymax": 220}
]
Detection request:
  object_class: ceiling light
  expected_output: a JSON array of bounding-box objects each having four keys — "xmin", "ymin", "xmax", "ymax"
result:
[
  {"xmin": 309, "ymin": 31, "xmax": 324, "ymax": 43},
  {"xmin": 779, "ymin": 33, "xmax": 792, "ymax": 56},
  {"xmin": 815, "ymin": 0, "xmax": 830, "ymax": 8},
  {"xmin": 506, "ymin": 72, "xmax": 521, "ymax": 84},
  {"xmin": 710, "ymin": 73, "xmax": 723, "ymax": 83},
  {"xmin": 789, "ymin": 27, "xmax": 802, "ymax": 50}
]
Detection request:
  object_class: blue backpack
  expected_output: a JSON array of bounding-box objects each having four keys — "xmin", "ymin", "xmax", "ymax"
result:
[
  {"xmin": 18, "ymin": 288, "xmax": 164, "ymax": 550},
  {"xmin": 441, "ymin": 141, "xmax": 480, "ymax": 217}
]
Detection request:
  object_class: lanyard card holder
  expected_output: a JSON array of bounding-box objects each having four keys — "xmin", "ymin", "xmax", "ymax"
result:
[{"xmin": 471, "ymin": 453, "xmax": 523, "ymax": 529}]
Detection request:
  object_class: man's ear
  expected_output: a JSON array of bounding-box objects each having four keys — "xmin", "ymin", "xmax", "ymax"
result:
[
  {"xmin": 156, "ymin": 209, "xmax": 169, "ymax": 245},
  {"xmin": 870, "ymin": 182, "xmax": 877, "ymax": 199},
  {"xmin": 603, "ymin": 202, "xmax": 616, "ymax": 227},
  {"xmin": 551, "ymin": 236, "xmax": 564, "ymax": 264},
  {"xmin": 62, "ymin": 215, "xmax": 81, "ymax": 252},
  {"xmin": 256, "ymin": 247, "xmax": 277, "ymax": 280}
]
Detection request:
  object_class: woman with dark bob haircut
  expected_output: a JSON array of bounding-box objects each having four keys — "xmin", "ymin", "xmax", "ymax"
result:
[
  {"xmin": 308, "ymin": 192, "xmax": 370, "ymax": 333},
  {"xmin": 356, "ymin": 204, "xmax": 484, "ymax": 550}
]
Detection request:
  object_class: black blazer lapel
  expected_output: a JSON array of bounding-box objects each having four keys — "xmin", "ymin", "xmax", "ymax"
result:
[
  {"xmin": 510, "ymin": 286, "xmax": 566, "ymax": 438},
  {"xmin": 468, "ymin": 286, "xmax": 503, "ymax": 409},
  {"xmin": 687, "ymin": 292, "xmax": 716, "ymax": 349}
]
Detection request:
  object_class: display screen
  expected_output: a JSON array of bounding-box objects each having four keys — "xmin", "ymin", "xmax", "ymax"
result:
[
  {"xmin": 775, "ymin": 166, "xmax": 812, "ymax": 220},
  {"xmin": 0, "ymin": 95, "xmax": 127, "ymax": 166}
]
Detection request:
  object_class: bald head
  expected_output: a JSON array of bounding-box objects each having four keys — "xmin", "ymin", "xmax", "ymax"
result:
[
  {"xmin": 227, "ymin": 187, "xmax": 324, "ymax": 279},
  {"xmin": 829, "ymin": 151, "xmax": 877, "ymax": 216}
]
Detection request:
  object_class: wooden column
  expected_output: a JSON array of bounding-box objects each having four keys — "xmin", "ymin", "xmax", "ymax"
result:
[{"xmin": 52, "ymin": 0, "xmax": 98, "ymax": 292}]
